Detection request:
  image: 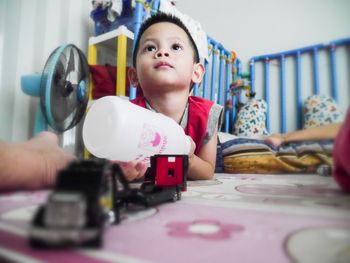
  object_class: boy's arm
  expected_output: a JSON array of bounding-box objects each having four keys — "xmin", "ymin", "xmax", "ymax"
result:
[
  {"xmin": 188, "ymin": 129, "xmax": 218, "ymax": 180},
  {"xmin": 265, "ymin": 123, "xmax": 342, "ymax": 147}
]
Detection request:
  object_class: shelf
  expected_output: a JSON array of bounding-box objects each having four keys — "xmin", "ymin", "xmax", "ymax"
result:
[{"xmin": 89, "ymin": 25, "xmax": 134, "ymax": 46}]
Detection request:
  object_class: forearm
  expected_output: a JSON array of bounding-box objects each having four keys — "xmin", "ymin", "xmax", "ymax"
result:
[
  {"xmin": 0, "ymin": 142, "xmax": 12, "ymax": 185},
  {"xmin": 283, "ymin": 123, "xmax": 342, "ymax": 142},
  {"xmin": 0, "ymin": 132, "xmax": 74, "ymax": 192},
  {"xmin": 188, "ymin": 155, "xmax": 215, "ymax": 180},
  {"xmin": 0, "ymin": 141, "xmax": 46, "ymax": 191}
]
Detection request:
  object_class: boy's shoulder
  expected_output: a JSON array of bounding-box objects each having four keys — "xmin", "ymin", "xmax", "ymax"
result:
[
  {"xmin": 189, "ymin": 96, "xmax": 223, "ymax": 114},
  {"xmin": 188, "ymin": 95, "xmax": 214, "ymax": 106}
]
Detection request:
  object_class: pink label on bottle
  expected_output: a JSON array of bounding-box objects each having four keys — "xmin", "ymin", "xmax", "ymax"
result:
[{"xmin": 138, "ymin": 123, "xmax": 168, "ymax": 154}]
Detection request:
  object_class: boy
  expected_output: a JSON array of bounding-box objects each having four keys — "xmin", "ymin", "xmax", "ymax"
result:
[{"xmin": 120, "ymin": 13, "xmax": 222, "ymax": 181}]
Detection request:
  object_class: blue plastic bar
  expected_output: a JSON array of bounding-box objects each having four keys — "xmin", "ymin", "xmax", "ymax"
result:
[
  {"xmin": 207, "ymin": 37, "xmax": 231, "ymax": 56},
  {"xmin": 329, "ymin": 44, "xmax": 338, "ymax": 102},
  {"xmin": 295, "ymin": 52, "xmax": 302, "ymax": 129},
  {"xmin": 234, "ymin": 58, "xmax": 244, "ymax": 104},
  {"xmin": 251, "ymin": 44, "xmax": 325, "ymax": 62},
  {"xmin": 192, "ymin": 83, "xmax": 198, "ymax": 96},
  {"xmin": 129, "ymin": 86, "xmax": 137, "ymax": 100},
  {"xmin": 132, "ymin": 0, "xmax": 144, "ymax": 49},
  {"xmin": 129, "ymin": 0, "xmax": 146, "ymax": 99},
  {"xmin": 230, "ymin": 95, "xmax": 236, "ymax": 132},
  {"xmin": 151, "ymin": 0, "xmax": 160, "ymax": 14},
  {"xmin": 280, "ymin": 55, "xmax": 286, "ymax": 133},
  {"xmin": 236, "ymin": 58, "xmax": 242, "ymax": 77},
  {"xmin": 217, "ymin": 49, "xmax": 225, "ymax": 105},
  {"xmin": 206, "ymin": 36, "xmax": 233, "ymax": 129},
  {"xmin": 251, "ymin": 38, "xmax": 350, "ymax": 63},
  {"xmin": 329, "ymin": 37, "xmax": 350, "ymax": 46},
  {"xmin": 224, "ymin": 52, "xmax": 232, "ymax": 133},
  {"xmin": 249, "ymin": 59, "xmax": 255, "ymax": 96},
  {"xmin": 264, "ymin": 59, "xmax": 270, "ymax": 132},
  {"xmin": 224, "ymin": 107, "xmax": 230, "ymax": 133},
  {"xmin": 34, "ymin": 108, "xmax": 48, "ymax": 135},
  {"xmin": 203, "ymin": 58, "xmax": 210, "ymax": 99},
  {"xmin": 210, "ymin": 43, "xmax": 219, "ymax": 102},
  {"xmin": 312, "ymin": 47, "xmax": 320, "ymax": 95}
]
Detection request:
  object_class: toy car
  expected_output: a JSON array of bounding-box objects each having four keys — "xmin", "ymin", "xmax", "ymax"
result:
[
  {"xmin": 116, "ymin": 154, "xmax": 188, "ymax": 207},
  {"xmin": 29, "ymin": 160, "xmax": 122, "ymax": 248},
  {"xmin": 141, "ymin": 154, "xmax": 188, "ymax": 205},
  {"xmin": 29, "ymin": 154, "xmax": 188, "ymax": 248}
]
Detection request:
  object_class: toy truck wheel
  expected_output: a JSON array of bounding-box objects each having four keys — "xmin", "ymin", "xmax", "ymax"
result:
[
  {"xmin": 177, "ymin": 191, "xmax": 182, "ymax": 201},
  {"xmin": 84, "ymin": 235, "xmax": 103, "ymax": 248},
  {"xmin": 172, "ymin": 191, "xmax": 178, "ymax": 202},
  {"xmin": 29, "ymin": 238, "xmax": 46, "ymax": 248}
]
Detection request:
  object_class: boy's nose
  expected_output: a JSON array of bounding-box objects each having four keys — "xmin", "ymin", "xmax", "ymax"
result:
[{"xmin": 155, "ymin": 49, "xmax": 169, "ymax": 58}]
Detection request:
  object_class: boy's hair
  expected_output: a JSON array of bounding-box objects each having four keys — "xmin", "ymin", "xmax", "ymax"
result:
[{"xmin": 132, "ymin": 12, "xmax": 200, "ymax": 67}]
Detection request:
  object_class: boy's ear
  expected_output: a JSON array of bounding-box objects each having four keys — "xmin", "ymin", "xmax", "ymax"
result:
[
  {"xmin": 192, "ymin": 63, "xmax": 205, "ymax": 84},
  {"xmin": 127, "ymin": 67, "xmax": 139, "ymax": 87}
]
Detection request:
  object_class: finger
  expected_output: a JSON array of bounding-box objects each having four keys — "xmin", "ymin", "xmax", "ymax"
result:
[{"xmin": 135, "ymin": 162, "xmax": 148, "ymax": 179}]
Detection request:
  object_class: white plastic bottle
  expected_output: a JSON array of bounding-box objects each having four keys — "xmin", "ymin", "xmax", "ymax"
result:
[{"xmin": 83, "ymin": 96, "xmax": 191, "ymax": 163}]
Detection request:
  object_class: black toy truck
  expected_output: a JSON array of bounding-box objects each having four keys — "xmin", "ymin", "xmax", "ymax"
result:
[{"xmin": 29, "ymin": 154, "xmax": 188, "ymax": 248}]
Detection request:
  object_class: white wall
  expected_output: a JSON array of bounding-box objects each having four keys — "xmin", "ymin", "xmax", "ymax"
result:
[
  {"xmin": 0, "ymin": 0, "xmax": 92, "ymax": 142},
  {"xmin": 177, "ymin": 0, "xmax": 350, "ymax": 67}
]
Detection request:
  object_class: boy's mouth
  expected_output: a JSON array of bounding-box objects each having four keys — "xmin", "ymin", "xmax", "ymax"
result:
[{"xmin": 154, "ymin": 61, "xmax": 173, "ymax": 69}]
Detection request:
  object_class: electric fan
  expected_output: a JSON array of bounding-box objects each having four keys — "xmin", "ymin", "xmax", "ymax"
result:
[{"xmin": 21, "ymin": 44, "xmax": 90, "ymax": 133}]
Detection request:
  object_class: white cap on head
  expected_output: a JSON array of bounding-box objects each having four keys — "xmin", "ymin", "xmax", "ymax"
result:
[{"xmin": 159, "ymin": 0, "xmax": 209, "ymax": 62}]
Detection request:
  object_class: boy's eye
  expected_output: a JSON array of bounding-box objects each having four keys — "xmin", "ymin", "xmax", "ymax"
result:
[
  {"xmin": 144, "ymin": 45, "xmax": 156, "ymax": 52},
  {"xmin": 172, "ymin": 43, "xmax": 182, "ymax": 51}
]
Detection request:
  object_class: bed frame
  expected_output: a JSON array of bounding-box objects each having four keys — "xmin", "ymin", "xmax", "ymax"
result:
[
  {"xmin": 199, "ymin": 37, "xmax": 350, "ymax": 134},
  {"xmin": 248, "ymin": 38, "xmax": 350, "ymax": 133}
]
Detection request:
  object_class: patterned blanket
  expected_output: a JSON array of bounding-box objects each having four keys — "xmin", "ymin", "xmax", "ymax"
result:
[{"xmin": 216, "ymin": 134, "xmax": 333, "ymax": 174}]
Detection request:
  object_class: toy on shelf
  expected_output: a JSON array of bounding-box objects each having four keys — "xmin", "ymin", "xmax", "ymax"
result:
[
  {"xmin": 230, "ymin": 77, "xmax": 255, "ymax": 109},
  {"xmin": 90, "ymin": 0, "xmax": 152, "ymax": 35},
  {"xmin": 230, "ymin": 78, "xmax": 255, "ymax": 98},
  {"xmin": 29, "ymin": 155, "xmax": 188, "ymax": 248}
]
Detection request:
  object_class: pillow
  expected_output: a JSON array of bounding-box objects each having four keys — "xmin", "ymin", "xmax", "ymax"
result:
[
  {"xmin": 233, "ymin": 99, "xmax": 269, "ymax": 136},
  {"xmin": 303, "ymin": 95, "xmax": 343, "ymax": 128}
]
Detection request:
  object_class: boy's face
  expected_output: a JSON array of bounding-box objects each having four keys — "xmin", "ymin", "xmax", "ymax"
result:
[{"xmin": 129, "ymin": 22, "xmax": 203, "ymax": 94}]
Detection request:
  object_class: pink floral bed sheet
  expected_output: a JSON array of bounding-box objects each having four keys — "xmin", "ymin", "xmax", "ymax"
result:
[{"xmin": 0, "ymin": 173, "xmax": 349, "ymax": 263}]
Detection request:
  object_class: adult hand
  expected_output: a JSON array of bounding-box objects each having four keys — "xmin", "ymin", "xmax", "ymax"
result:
[
  {"xmin": 115, "ymin": 160, "xmax": 148, "ymax": 182},
  {"xmin": 0, "ymin": 132, "xmax": 76, "ymax": 191},
  {"xmin": 264, "ymin": 133, "xmax": 285, "ymax": 147}
]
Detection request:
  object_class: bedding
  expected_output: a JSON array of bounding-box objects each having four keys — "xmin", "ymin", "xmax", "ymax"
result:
[
  {"xmin": 216, "ymin": 94, "xmax": 343, "ymax": 174},
  {"xmin": 216, "ymin": 132, "xmax": 333, "ymax": 174}
]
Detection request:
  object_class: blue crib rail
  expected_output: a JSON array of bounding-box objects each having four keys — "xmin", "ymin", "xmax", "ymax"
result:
[
  {"xmin": 197, "ymin": 37, "xmax": 233, "ymax": 133},
  {"xmin": 249, "ymin": 37, "xmax": 350, "ymax": 133}
]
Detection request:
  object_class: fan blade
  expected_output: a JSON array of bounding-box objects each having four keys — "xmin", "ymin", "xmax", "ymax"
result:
[
  {"xmin": 65, "ymin": 47, "xmax": 75, "ymax": 80},
  {"xmin": 40, "ymin": 44, "xmax": 90, "ymax": 131}
]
